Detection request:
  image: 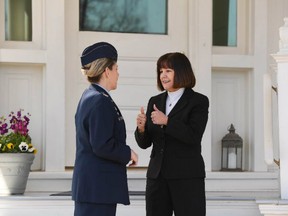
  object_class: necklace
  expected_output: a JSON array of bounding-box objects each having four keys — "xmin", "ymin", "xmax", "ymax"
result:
[
  {"xmin": 166, "ymin": 88, "xmax": 185, "ymax": 115},
  {"xmin": 167, "ymin": 95, "xmax": 179, "ymax": 107}
]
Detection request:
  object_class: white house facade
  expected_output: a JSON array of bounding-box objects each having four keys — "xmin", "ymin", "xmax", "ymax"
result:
[{"xmin": 0, "ymin": 0, "xmax": 288, "ymax": 215}]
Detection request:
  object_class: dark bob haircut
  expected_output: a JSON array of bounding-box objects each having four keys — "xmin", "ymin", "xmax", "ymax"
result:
[{"xmin": 156, "ymin": 52, "xmax": 196, "ymax": 91}]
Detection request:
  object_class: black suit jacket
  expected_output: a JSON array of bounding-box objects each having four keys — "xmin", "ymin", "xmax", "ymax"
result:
[{"xmin": 135, "ymin": 88, "xmax": 209, "ymax": 179}]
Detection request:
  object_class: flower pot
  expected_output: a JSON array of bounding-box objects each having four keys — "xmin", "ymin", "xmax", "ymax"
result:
[{"xmin": 0, "ymin": 153, "xmax": 35, "ymax": 195}]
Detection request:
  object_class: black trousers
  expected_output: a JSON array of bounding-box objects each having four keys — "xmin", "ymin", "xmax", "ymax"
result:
[
  {"xmin": 146, "ymin": 175, "xmax": 206, "ymax": 216},
  {"xmin": 74, "ymin": 202, "xmax": 117, "ymax": 216}
]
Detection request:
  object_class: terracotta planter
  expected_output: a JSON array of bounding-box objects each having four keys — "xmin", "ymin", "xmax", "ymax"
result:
[{"xmin": 0, "ymin": 153, "xmax": 35, "ymax": 195}]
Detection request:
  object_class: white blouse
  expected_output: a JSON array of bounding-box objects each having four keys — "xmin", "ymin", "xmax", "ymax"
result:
[{"xmin": 165, "ymin": 88, "xmax": 185, "ymax": 115}]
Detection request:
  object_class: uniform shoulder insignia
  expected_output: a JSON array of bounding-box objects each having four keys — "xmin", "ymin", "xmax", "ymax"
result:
[{"xmin": 102, "ymin": 92, "xmax": 109, "ymax": 97}]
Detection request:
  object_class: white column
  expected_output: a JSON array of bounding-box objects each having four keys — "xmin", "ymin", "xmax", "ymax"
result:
[
  {"xmin": 44, "ymin": 0, "xmax": 66, "ymax": 171},
  {"xmin": 253, "ymin": 0, "xmax": 268, "ymax": 171},
  {"xmin": 188, "ymin": 0, "xmax": 212, "ymax": 171},
  {"xmin": 272, "ymin": 17, "xmax": 288, "ymax": 200},
  {"xmin": 263, "ymin": 73, "xmax": 274, "ymax": 165}
]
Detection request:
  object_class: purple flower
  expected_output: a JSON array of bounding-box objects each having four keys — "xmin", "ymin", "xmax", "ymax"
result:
[
  {"xmin": 0, "ymin": 124, "xmax": 8, "ymax": 135},
  {"xmin": 8, "ymin": 110, "xmax": 26, "ymax": 135},
  {"xmin": 0, "ymin": 118, "xmax": 8, "ymax": 135},
  {"xmin": 1, "ymin": 109, "xmax": 31, "ymax": 136},
  {"xmin": 0, "ymin": 109, "xmax": 36, "ymax": 154}
]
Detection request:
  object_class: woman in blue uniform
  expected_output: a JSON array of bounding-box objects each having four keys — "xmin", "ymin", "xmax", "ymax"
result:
[
  {"xmin": 135, "ymin": 52, "xmax": 209, "ymax": 216},
  {"xmin": 72, "ymin": 42, "xmax": 138, "ymax": 216}
]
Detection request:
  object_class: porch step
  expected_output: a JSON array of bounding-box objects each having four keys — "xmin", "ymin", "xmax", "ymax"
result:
[
  {"xmin": 0, "ymin": 193, "xmax": 263, "ymax": 216},
  {"xmin": 0, "ymin": 170, "xmax": 278, "ymax": 215}
]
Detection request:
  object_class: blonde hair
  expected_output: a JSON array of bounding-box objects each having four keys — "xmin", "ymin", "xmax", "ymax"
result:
[{"xmin": 81, "ymin": 58, "xmax": 116, "ymax": 83}]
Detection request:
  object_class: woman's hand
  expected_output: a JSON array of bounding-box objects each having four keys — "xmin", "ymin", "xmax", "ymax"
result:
[
  {"xmin": 129, "ymin": 149, "xmax": 138, "ymax": 166},
  {"xmin": 136, "ymin": 107, "xmax": 146, "ymax": 133},
  {"xmin": 151, "ymin": 104, "xmax": 168, "ymax": 126}
]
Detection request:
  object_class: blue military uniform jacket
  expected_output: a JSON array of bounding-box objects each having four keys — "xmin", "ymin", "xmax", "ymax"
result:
[{"xmin": 72, "ymin": 84, "xmax": 131, "ymax": 205}]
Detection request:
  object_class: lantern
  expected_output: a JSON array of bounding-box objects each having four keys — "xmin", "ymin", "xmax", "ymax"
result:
[{"xmin": 221, "ymin": 124, "xmax": 243, "ymax": 171}]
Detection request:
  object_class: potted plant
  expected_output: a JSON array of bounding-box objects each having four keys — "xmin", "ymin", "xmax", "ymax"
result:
[{"xmin": 0, "ymin": 109, "xmax": 37, "ymax": 195}]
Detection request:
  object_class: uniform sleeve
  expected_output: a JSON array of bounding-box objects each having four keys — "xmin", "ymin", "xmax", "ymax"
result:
[{"xmin": 89, "ymin": 97, "xmax": 131, "ymax": 165}]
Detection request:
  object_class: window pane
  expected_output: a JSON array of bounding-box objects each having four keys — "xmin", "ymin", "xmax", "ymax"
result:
[
  {"xmin": 5, "ymin": 0, "xmax": 32, "ymax": 41},
  {"xmin": 79, "ymin": 0, "xmax": 167, "ymax": 34},
  {"xmin": 213, "ymin": 0, "xmax": 237, "ymax": 46}
]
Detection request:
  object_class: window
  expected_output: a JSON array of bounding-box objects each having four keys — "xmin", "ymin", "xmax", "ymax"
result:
[
  {"xmin": 213, "ymin": 0, "xmax": 237, "ymax": 46},
  {"xmin": 5, "ymin": 0, "xmax": 32, "ymax": 41},
  {"xmin": 79, "ymin": 0, "xmax": 167, "ymax": 34}
]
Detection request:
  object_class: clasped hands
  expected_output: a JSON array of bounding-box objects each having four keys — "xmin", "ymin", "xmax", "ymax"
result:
[{"xmin": 136, "ymin": 104, "xmax": 168, "ymax": 133}]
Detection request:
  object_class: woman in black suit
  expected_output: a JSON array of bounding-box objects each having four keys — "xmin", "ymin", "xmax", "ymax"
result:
[
  {"xmin": 135, "ymin": 52, "xmax": 209, "ymax": 216},
  {"xmin": 72, "ymin": 42, "xmax": 138, "ymax": 216}
]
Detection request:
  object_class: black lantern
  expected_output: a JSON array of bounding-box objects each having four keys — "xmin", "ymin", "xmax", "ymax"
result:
[{"xmin": 221, "ymin": 124, "xmax": 243, "ymax": 171}]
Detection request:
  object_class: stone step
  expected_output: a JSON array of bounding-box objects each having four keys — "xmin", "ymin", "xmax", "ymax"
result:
[{"xmin": 0, "ymin": 193, "xmax": 265, "ymax": 216}]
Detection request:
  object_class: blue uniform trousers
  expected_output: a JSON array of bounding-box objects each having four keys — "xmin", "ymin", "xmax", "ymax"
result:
[{"xmin": 74, "ymin": 202, "xmax": 117, "ymax": 216}]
